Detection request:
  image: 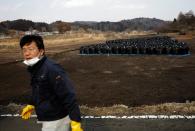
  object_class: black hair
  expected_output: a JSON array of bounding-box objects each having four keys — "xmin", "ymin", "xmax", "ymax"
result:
[{"xmin": 20, "ymin": 35, "xmax": 45, "ymax": 50}]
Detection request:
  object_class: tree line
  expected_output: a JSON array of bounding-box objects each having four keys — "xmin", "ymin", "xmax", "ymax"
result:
[
  {"xmin": 0, "ymin": 18, "xmax": 166, "ymax": 35},
  {"xmin": 157, "ymin": 10, "xmax": 195, "ymax": 33},
  {"xmin": 0, "ymin": 19, "xmax": 71, "ymax": 34},
  {"xmin": 0, "ymin": 10, "xmax": 194, "ymax": 35}
]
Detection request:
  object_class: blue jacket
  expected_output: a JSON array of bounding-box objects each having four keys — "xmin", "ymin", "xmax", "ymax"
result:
[{"xmin": 27, "ymin": 56, "xmax": 81, "ymax": 122}]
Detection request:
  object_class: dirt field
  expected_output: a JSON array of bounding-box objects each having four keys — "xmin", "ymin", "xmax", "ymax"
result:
[{"xmin": 0, "ymin": 32, "xmax": 195, "ymax": 115}]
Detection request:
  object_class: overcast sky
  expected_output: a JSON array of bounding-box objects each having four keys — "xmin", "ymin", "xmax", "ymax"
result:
[{"xmin": 0, "ymin": 0, "xmax": 194, "ymax": 23}]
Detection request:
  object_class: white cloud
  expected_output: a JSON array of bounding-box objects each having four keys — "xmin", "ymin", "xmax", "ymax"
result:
[
  {"xmin": 0, "ymin": 5, "xmax": 9, "ymax": 11},
  {"xmin": 13, "ymin": 2, "xmax": 24, "ymax": 10},
  {"xmin": 109, "ymin": 3, "xmax": 147, "ymax": 10},
  {"xmin": 50, "ymin": 0, "xmax": 60, "ymax": 8},
  {"xmin": 1, "ymin": 0, "xmax": 194, "ymax": 22},
  {"xmin": 63, "ymin": 0, "xmax": 94, "ymax": 8},
  {"xmin": 90, "ymin": 0, "xmax": 147, "ymax": 10},
  {"xmin": 0, "ymin": 2, "xmax": 24, "ymax": 12},
  {"xmin": 50, "ymin": 0, "xmax": 95, "ymax": 8}
]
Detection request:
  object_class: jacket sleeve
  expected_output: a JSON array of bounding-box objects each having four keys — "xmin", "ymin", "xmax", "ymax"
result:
[{"xmin": 48, "ymin": 65, "xmax": 81, "ymax": 122}]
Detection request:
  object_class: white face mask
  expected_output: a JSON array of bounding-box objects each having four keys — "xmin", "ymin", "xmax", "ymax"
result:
[{"xmin": 23, "ymin": 57, "xmax": 40, "ymax": 66}]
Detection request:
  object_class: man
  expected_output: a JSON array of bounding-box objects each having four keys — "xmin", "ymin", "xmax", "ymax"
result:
[{"xmin": 20, "ymin": 35, "xmax": 83, "ymax": 131}]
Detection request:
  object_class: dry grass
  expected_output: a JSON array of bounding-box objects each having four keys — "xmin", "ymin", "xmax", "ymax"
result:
[
  {"xmin": 167, "ymin": 32, "xmax": 194, "ymax": 40},
  {"xmin": 1, "ymin": 102, "xmax": 195, "ymax": 116},
  {"xmin": 0, "ymin": 31, "xmax": 154, "ymax": 48},
  {"xmin": 80, "ymin": 102, "xmax": 195, "ymax": 116}
]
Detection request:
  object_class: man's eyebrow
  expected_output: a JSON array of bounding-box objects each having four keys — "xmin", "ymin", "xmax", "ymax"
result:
[{"xmin": 22, "ymin": 47, "xmax": 33, "ymax": 50}]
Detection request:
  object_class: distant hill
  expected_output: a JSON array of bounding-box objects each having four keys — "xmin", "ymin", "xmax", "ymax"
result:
[
  {"xmin": 0, "ymin": 18, "xmax": 168, "ymax": 34},
  {"xmin": 121, "ymin": 18, "xmax": 167, "ymax": 30},
  {"xmin": 73, "ymin": 18, "xmax": 167, "ymax": 31},
  {"xmin": 1, "ymin": 10, "xmax": 194, "ymax": 36},
  {"xmin": 0, "ymin": 19, "xmax": 51, "ymax": 34}
]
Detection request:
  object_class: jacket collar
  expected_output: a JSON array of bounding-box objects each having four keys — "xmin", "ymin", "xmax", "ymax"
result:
[{"xmin": 27, "ymin": 56, "xmax": 47, "ymax": 76}]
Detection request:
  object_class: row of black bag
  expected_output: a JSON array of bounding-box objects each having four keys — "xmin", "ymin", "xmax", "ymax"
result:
[{"xmin": 80, "ymin": 36, "xmax": 190, "ymax": 55}]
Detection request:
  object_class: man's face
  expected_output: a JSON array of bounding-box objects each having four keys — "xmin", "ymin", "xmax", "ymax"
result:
[{"xmin": 22, "ymin": 41, "xmax": 44, "ymax": 60}]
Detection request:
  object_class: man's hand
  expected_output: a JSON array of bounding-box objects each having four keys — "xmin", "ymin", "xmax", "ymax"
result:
[
  {"xmin": 71, "ymin": 121, "xmax": 83, "ymax": 131},
  {"xmin": 21, "ymin": 105, "xmax": 35, "ymax": 120}
]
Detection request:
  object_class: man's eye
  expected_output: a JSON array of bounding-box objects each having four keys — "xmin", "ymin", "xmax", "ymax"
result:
[{"xmin": 22, "ymin": 48, "xmax": 36, "ymax": 52}]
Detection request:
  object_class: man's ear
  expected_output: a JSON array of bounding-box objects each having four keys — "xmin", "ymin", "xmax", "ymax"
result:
[{"xmin": 40, "ymin": 49, "xmax": 45, "ymax": 56}]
